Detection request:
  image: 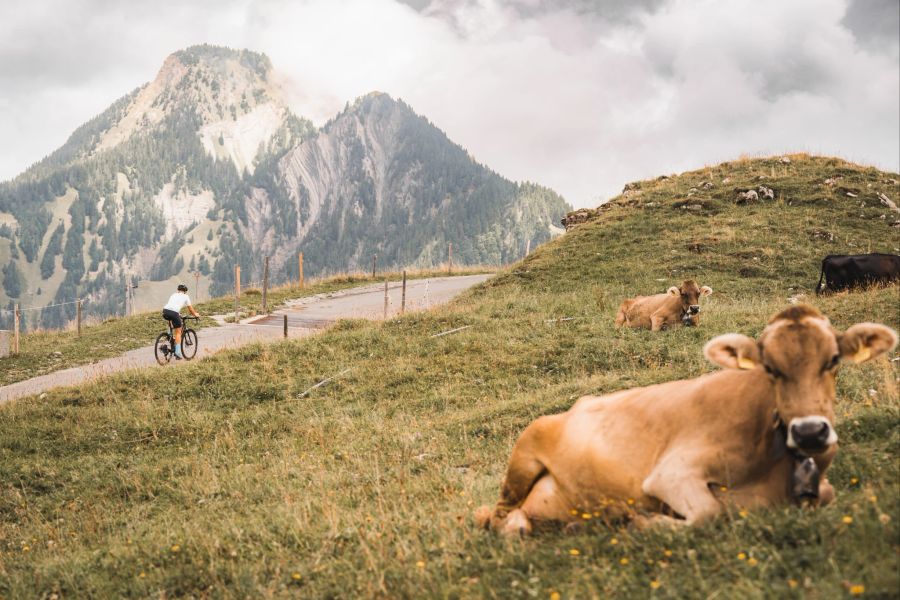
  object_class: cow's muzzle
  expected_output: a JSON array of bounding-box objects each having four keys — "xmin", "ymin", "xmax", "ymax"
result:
[
  {"xmin": 787, "ymin": 416, "xmax": 838, "ymax": 453},
  {"xmin": 688, "ymin": 305, "xmax": 700, "ymax": 315}
]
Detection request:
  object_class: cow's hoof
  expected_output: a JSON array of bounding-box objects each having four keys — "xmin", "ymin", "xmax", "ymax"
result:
[
  {"xmin": 499, "ymin": 509, "xmax": 532, "ymax": 537},
  {"xmin": 474, "ymin": 505, "xmax": 493, "ymax": 529},
  {"xmin": 630, "ymin": 514, "xmax": 684, "ymax": 530}
]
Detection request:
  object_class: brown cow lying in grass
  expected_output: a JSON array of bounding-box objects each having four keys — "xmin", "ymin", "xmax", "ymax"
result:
[
  {"xmin": 615, "ymin": 279, "xmax": 713, "ymax": 330},
  {"xmin": 476, "ymin": 305, "xmax": 897, "ymax": 535}
]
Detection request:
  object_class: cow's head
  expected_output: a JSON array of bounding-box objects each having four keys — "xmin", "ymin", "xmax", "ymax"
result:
[
  {"xmin": 667, "ymin": 279, "xmax": 713, "ymax": 325},
  {"xmin": 704, "ymin": 305, "xmax": 897, "ymax": 455}
]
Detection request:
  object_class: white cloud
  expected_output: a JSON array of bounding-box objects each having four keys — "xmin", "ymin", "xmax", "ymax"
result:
[{"xmin": 0, "ymin": 0, "xmax": 897, "ymax": 207}]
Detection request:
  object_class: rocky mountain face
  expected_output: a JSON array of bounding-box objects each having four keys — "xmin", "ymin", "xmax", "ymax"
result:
[{"xmin": 0, "ymin": 45, "xmax": 568, "ymax": 328}]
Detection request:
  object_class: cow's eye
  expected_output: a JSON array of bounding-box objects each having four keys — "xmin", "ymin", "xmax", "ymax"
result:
[
  {"xmin": 764, "ymin": 364, "xmax": 783, "ymax": 378},
  {"xmin": 824, "ymin": 354, "xmax": 840, "ymax": 371}
]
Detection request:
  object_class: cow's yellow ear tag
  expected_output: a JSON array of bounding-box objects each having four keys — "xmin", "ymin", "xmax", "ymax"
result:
[
  {"xmin": 852, "ymin": 346, "xmax": 871, "ymax": 363},
  {"xmin": 737, "ymin": 356, "xmax": 756, "ymax": 370}
]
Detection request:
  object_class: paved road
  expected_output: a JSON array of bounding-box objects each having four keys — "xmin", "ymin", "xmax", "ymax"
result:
[{"xmin": 0, "ymin": 274, "xmax": 492, "ymax": 404}]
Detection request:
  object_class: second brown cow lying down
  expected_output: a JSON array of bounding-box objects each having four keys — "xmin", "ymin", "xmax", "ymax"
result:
[
  {"xmin": 616, "ymin": 279, "xmax": 713, "ymax": 330},
  {"xmin": 476, "ymin": 305, "xmax": 897, "ymax": 535}
]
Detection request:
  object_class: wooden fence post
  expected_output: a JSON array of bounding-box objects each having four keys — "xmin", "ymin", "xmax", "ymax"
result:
[
  {"xmin": 448, "ymin": 243, "xmax": 453, "ymax": 275},
  {"xmin": 194, "ymin": 271, "xmax": 200, "ymax": 302},
  {"xmin": 525, "ymin": 239, "xmax": 531, "ymax": 256},
  {"xmin": 372, "ymin": 254, "xmax": 377, "ymax": 278},
  {"xmin": 262, "ymin": 256, "xmax": 269, "ymax": 313},
  {"xmin": 283, "ymin": 314, "xmax": 288, "ymax": 338},
  {"xmin": 234, "ymin": 265, "xmax": 241, "ymax": 321},
  {"xmin": 299, "ymin": 252, "xmax": 304, "ymax": 289},
  {"xmin": 401, "ymin": 270, "xmax": 407, "ymax": 315},
  {"xmin": 13, "ymin": 303, "xmax": 19, "ymax": 355},
  {"xmin": 77, "ymin": 299, "xmax": 82, "ymax": 337},
  {"xmin": 383, "ymin": 279, "xmax": 389, "ymax": 319}
]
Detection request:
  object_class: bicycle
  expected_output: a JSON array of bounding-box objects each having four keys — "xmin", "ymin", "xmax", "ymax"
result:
[{"xmin": 154, "ymin": 315, "xmax": 200, "ymax": 365}]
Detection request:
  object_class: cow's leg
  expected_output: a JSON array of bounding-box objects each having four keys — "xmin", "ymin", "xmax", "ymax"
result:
[
  {"xmin": 642, "ymin": 458, "xmax": 721, "ymax": 524},
  {"xmin": 520, "ymin": 474, "xmax": 572, "ymax": 523},
  {"xmin": 650, "ymin": 314, "xmax": 667, "ymax": 332},
  {"xmin": 818, "ymin": 477, "xmax": 835, "ymax": 506},
  {"xmin": 476, "ymin": 417, "xmax": 556, "ymax": 534}
]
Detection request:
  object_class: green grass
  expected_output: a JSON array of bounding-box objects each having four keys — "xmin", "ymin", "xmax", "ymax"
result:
[
  {"xmin": 0, "ymin": 266, "xmax": 494, "ymax": 387},
  {"xmin": 0, "ymin": 155, "xmax": 897, "ymax": 598}
]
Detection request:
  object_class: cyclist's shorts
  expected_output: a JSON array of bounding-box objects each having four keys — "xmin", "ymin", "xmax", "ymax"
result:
[{"xmin": 162, "ymin": 309, "xmax": 183, "ymax": 328}]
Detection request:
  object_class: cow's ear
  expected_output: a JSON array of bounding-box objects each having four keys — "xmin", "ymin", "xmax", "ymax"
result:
[
  {"xmin": 839, "ymin": 323, "xmax": 898, "ymax": 364},
  {"xmin": 704, "ymin": 334, "xmax": 761, "ymax": 370},
  {"xmin": 700, "ymin": 286, "xmax": 713, "ymax": 297},
  {"xmin": 667, "ymin": 286, "xmax": 680, "ymax": 296}
]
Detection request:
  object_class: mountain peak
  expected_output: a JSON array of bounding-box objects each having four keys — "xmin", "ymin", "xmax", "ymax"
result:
[
  {"xmin": 94, "ymin": 45, "xmax": 292, "ymax": 174},
  {"xmin": 172, "ymin": 44, "xmax": 273, "ymax": 78}
]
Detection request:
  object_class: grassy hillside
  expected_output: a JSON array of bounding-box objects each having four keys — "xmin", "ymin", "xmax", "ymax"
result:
[{"xmin": 0, "ymin": 155, "xmax": 897, "ymax": 598}]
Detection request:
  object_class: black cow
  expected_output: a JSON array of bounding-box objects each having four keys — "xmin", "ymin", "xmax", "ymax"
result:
[{"xmin": 816, "ymin": 253, "xmax": 900, "ymax": 294}]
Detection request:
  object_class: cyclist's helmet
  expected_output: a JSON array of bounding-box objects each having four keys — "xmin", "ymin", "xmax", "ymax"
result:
[{"xmin": 177, "ymin": 284, "xmax": 188, "ymax": 292}]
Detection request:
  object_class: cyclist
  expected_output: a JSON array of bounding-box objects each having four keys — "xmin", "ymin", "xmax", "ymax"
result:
[{"xmin": 162, "ymin": 283, "xmax": 201, "ymax": 359}]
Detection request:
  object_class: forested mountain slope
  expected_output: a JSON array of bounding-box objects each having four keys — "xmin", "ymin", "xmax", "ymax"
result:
[{"xmin": 0, "ymin": 45, "xmax": 568, "ymax": 329}]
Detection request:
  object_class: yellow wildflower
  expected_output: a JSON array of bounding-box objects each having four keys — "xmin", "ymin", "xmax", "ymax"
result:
[
  {"xmin": 139, "ymin": 572, "xmax": 146, "ymax": 579},
  {"xmin": 416, "ymin": 560, "xmax": 426, "ymax": 569},
  {"xmin": 582, "ymin": 513, "xmax": 591, "ymax": 520},
  {"xmin": 842, "ymin": 515, "xmax": 853, "ymax": 524},
  {"xmin": 610, "ymin": 538, "xmax": 619, "ymax": 545},
  {"xmin": 737, "ymin": 552, "xmax": 747, "ymax": 561},
  {"xmin": 663, "ymin": 549, "xmax": 672, "ymax": 557},
  {"xmin": 619, "ymin": 557, "xmax": 629, "ymax": 565},
  {"xmin": 170, "ymin": 544, "xmax": 181, "ymax": 553},
  {"xmin": 650, "ymin": 580, "xmax": 661, "ymax": 589},
  {"xmin": 849, "ymin": 584, "xmax": 864, "ymax": 595},
  {"xmin": 850, "ymin": 477, "xmax": 859, "ymax": 485},
  {"xmin": 550, "ymin": 593, "xmax": 561, "ymax": 600},
  {"xmin": 787, "ymin": 579, "xmax": 798, "ymax": 588},
  {"xmin": 747, "ymin": 557, "xmax": 758, "ymax": 566},
  {"xmin": 738, "ymin": 510, "xmax": 748, "ymax": 518},
  {"xmin": 291, "ymin": 572, "xmax": 302, "ymax": 581},
  {"xmin": 569, "ymin": 549, "xmax": 580, "ymax": 556}
]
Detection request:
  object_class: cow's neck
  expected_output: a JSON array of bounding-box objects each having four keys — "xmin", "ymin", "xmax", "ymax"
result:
[{"xmin": 770, "ymin": 409, "xmax": 822, "ymax": 503}]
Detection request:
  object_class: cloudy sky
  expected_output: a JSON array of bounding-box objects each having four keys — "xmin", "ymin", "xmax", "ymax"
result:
[{"xmin": 1, "ymin": 0, "xmax": 898, "ymax": 207}]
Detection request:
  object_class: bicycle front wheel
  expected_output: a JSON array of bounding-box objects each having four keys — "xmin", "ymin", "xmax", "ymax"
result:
[
  {"xmin": 182, "ymin": 329, "xmax": 198, "ymax": 360},
  {"xmin": 154, "ymin": 332, "xmax": 172, "ymax": 365}
]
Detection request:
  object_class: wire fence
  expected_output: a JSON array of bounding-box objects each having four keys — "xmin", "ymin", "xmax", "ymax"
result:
[{"xmin": 0, "ymin": 297, "xmax": 85, "ymax": 316}]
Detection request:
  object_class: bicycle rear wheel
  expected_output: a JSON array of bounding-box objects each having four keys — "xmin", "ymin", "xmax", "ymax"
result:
[
  {"xmin": 182, "ymin": 329, "xmax": 198, "ymax": 360},
  {"xmin": 154, "ymin": 332, "xmax": 172, "ymax": 365}
]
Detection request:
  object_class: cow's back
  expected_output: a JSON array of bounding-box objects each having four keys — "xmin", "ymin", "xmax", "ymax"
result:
[
  {"xmin": 543, "ymin": 370, "xmax": 774, "ymax": 503},
  {"xmin": 622, "ymin": 293, "xmax": 670, "ymax": 328}
]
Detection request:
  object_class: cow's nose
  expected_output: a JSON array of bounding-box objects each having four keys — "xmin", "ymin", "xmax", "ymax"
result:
[
  {"xmin": 788, "ymin": 417, "xmax": 837, "ymax": 452},
  {"xmin": 689, "ymin": 305, "xmax": 700, "ymax": 314}
]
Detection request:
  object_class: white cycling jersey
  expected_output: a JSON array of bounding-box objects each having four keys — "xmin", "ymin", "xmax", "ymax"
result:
[{"xmin": 163, "ymin": 292, "xmax": 192, "ymax": 313}]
